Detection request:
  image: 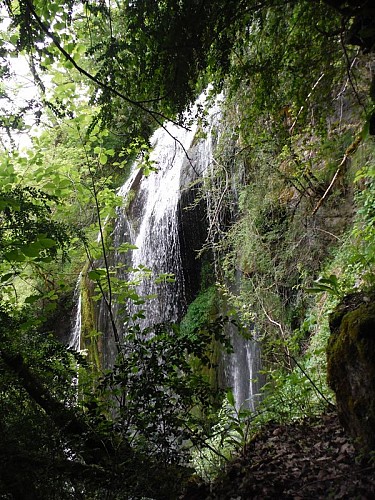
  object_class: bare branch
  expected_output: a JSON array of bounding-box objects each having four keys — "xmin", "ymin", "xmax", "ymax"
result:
[{"xmin": 312, "ymin": 134, "xmax": 362, "ymax": 215}]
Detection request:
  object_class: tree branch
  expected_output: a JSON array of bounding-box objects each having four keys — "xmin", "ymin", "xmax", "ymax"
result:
[
  {"xmin": 312, "ymin": 135, "xmax": 362, "ymax": 215},
  {"xmin": 0, "ymin": 348, "xmax": 117, "ymax": 463},
  {"xmin": 21, "ymin": 0, "xmax": 182, "ymax": 128}
]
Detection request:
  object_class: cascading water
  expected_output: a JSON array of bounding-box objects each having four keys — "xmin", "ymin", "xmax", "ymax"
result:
[
  {"xmin": 94, "ymin": 93, "xmax": 263, "ymax": 409},
  {"xmin": 123, "ymin": 121, "xmax": 199, "ymax": 325},
  {"xmin": 221, "ymin": 320, "xmax": 263, "ymax": 411},
  {"xmin": 68, "ymin": 277, "xmax": 82, "ymax": 394},
  {"xmin": 111, "ymin": 94, "xmax": 222, "ymax": 329},
  {"xmin": 69, "ymin": 277, "xmax": 81, "ymax": 352}
]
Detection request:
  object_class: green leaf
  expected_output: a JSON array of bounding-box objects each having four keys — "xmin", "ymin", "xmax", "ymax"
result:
[
  {"xmin": 117, "ymin": 242, "xmax": 138, "ymax": 253},
  {"xmin": 319, "ymin": 275, "xmax": 338, "ymax": 286},
  {"xmin": 39, "ymin": 238, "xmax": 57, "ymax": 249},
  {"xmin": 4, "ymin": 249, "xmax": 25, "ymax": 262},
  {"xmin": 64, "ymin": 43, "xmax": 76, "ymax": 54},
  {"xmin": 99, "ymin": 153, "xmax": 108, "ymax": 165},
  {"xmin": 9, "ymin": 34, "xmax": 19, "ymax": 45},
  {"xmin": 21, "ymin": 242, "xmax": 42, "ymax": 257},
  {"xmin": 226, "ymin": 389, "xmax": 236, "ymax": 408},
  {"xmin": 63, "ymin": 60, "xmax": 74, "ymax": 70},
  {"xmin": 155, "ymin": 272, "xmax": 175, "ymax": 284},
  {"xmin": 0, "ymin": 272, "xmax": 15, "ymax": 283},
  {"xmin": 74, "ymin": 43, "xmax": 86, "ymax": 56},
  {"xmin": 38, "ymin": 256, "xmax": 53, "ymax": 263},
  {"xmin": 88, "ymin": 269, "xmax": 107, "ymax": 280},
  {"xmin": 54, "ymin": 22, "xmax": 66, "ymax": 31},
  {"xmin": 88, "ymin": 270, "xmax": 101, "ymax": 281},
  {"xmin": 25, "ymin": 294, "xmax": 41, "ymax": 304}
]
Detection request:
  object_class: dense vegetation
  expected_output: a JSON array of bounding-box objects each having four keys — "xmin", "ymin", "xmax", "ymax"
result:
[{"xmin": 0, "ymin": 1, "xmax": 374, "ymax": 498}]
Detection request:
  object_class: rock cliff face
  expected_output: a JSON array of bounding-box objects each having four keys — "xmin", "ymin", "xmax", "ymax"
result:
[
  {"xmin": 327, "ymin": 292, "xmax": 375, "ymax": 453},
  {"xmin": 177, "ymin": 148, "xmax": 210, "ymax": 307}
]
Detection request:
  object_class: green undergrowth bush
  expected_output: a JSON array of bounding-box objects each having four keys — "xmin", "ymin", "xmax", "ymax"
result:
[
  {"xmin": 190, "ymin": 390, "xmax": 254, "ymax": 480},
  {"xmin": 180, "ymin": 285, "xmax": 234, "ymax": 391}
]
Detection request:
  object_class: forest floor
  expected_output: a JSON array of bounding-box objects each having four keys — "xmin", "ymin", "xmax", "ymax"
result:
[{"xmin": 182, "ymin": 410, "xmax": 375, "ymax": 499}]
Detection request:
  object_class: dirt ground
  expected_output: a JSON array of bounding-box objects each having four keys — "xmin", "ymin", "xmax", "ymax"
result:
[{"xmin": 182, "ymin": 411, "xmax": 375, "ymax": 499}]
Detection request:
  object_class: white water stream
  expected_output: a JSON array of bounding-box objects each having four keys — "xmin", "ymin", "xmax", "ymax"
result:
[
  {"xmin": 115, "ymin": 93, "xmax": 222, "ymax": 326},
  {"xmin": 69, "ymin": 277, "xmax": 81, "ymax": 352},
  {"xmin": 123, "ymin": 121, "xmax": 198, "ymax": 323}
]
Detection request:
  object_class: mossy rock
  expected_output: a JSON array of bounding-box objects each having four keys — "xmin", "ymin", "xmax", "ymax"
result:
[
  {"xmin": 327, "ymin": 292, "xmax": 375, "ymax": 453},
  {"xmin": 81, "ymin": 271, "xmax": 102, "ymax": 373}
]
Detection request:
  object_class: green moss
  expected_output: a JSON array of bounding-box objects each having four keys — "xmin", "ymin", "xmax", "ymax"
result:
[
  {"xmin": 328, "ymin": 297, "xmax": 375, "ymax": 372},
  {"xmin": 80, "ymin": 267, "xmax": 102, "ymax": 374},
  {"xmin": 180, "ymin": 286, "xmax": 218, "ymax": 337},
  {"xmin": 327, "ymin": 294, "xmax": 375, "ymax": 453},
  {"xmin": 180, "ymin": 286, "xmax": 222, "ymax": 389}
]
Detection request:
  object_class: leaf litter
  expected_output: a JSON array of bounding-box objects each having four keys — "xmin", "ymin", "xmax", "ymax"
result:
[{"xmin": 182, "ymin": 410, "xmax": 375, "ymax": 499}]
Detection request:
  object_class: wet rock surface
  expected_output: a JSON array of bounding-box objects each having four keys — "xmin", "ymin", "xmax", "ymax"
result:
[{"xmin": 183, "ymin": 411, "xmax": 375, "ymax": 499}]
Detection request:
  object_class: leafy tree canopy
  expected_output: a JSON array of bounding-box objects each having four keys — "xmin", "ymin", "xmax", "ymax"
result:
[{"xmin": 1, "ymin": 0, "xmax": 371, "ymax": 139}]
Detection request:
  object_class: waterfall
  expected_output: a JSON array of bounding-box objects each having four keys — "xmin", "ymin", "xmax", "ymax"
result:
[
  {"xmin": 114, "ymin": 93, "xmax": 222, "ymax": 328},
  {"xmin": 124, "ymin": 122, "xmax": 198, "ymax": 325},
  {"xmin": 69, "ymin": 277, "xmax": 81, "ymax": 352},
  {"xmin": 93, "ymin": 92, "xmax": 263, "ymax": 409},
  {"xmin": 222, "ymin": 323, "xmax": 263, "ymax": 411},
  {"xmin": 68, "ymin": 276, "xmax": 82, "ymax": 395}
]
